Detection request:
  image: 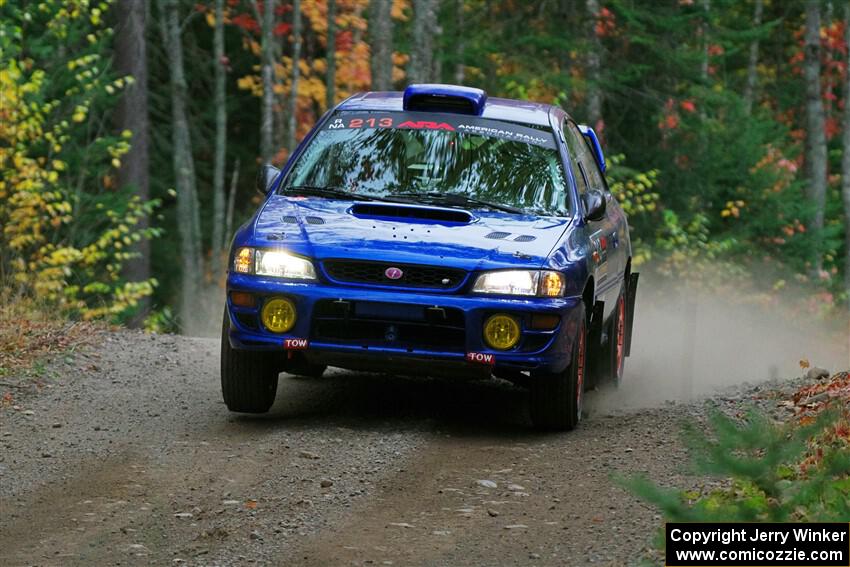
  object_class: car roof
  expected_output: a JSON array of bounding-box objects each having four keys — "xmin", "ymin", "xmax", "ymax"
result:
[{"xmin": 337, "ymin": 90, "xmax": 558, "ymax": 128}]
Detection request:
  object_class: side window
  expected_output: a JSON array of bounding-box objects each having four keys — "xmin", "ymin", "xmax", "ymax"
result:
[
  {"xmin": 563, "ymin": 122, "xmax": 588, "ymax": 196},
  {"xmin": 565, "ymin": 121, "xmax": 606, "ymax": 192}
]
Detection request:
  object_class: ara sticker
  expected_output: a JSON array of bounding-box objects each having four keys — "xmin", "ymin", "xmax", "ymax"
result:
[
  {"xmin": 284, "ymin": 338, "xmax": 309, "ymax": 350},
  {"xmin": 466, "ymin": 352, "xmax": 495, "ymax": 365}
]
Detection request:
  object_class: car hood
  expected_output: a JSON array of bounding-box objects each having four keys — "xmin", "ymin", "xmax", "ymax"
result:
[{"xmin": 253, "ymin": 196, "xmax": 571, "ymax": 270}]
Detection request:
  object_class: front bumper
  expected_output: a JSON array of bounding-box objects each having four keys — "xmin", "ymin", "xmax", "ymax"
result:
[{"xmin": 226, "ymin": 273, "xmax": 584, "ymax": 375}]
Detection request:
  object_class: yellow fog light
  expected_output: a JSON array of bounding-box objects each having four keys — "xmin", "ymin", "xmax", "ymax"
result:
[
  {"xmin": 483, "ymin": 314, "xmax": 521, "ymax": 350},
  {"xmin": 261, "ymin": 298, "xmax": 296, "ymax": 333}
]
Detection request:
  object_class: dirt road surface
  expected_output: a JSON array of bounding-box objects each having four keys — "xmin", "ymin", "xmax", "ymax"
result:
[{"xmin": 0, "ymin": 330, "xmax": 762, "ymax": 566}]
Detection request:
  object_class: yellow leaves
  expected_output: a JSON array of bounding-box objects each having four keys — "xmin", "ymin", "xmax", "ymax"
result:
[
  {"xmin": 237, "ymin": 74, "xmax": 262, "ymax": 97},
  {"xmin": 721, "ymin": 200, "xmax": 746, "ymax": 219},
  {"xmin": 72, "ymin": 104, "xmax": 88, "ymax": 123}
]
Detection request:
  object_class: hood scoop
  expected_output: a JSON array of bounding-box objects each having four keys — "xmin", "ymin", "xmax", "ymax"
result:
[{"xmin": 350, "ymin": 202, "xmax": 473, "ymax": 225}]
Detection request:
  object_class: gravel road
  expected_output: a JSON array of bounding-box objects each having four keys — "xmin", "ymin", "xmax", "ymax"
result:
[{"xmin": 0, "ymin": 330, "xmax": 773, "ymax": 566}]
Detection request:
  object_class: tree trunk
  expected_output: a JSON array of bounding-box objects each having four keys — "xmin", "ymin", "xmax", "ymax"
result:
[
  {"xmin": 286, "ymin": 0, "xmax": 302, "ymax": 152},
  {"xmin": 454, "ymin": 0, "xmax": 465, "ymax": 84},
  {"xmin": 700, "ymin": 0, "xmax": 711, "ymax": 83},
  {"xmin": 842, "ymin": 4, "xmax": 850, "ymax": 295},
  {"xmin": 257, "ymin": 0, "xmax": 276, "ymax": 163},
  {"xmin": 114, "ymin": 0, "xmax": 150, "ymax": 324},
  {"xmin": 225, "ymin": 158, "xmax": 240, "ymax": 254},
  {"xmin": 743, "ymin": 0, "xmax": 763, "ymax": 115},
  {"xmin": 410, "ymin": 0, "xmax": 437, "ymax": 83},
  {"xmin": 326, "ymin": 0, "xmax": 336, "ymax": 109},
  {"xmin": 585, "ymin": 0, "xmax": 602, "ymax": 130},
  {"xmin": 804, "ymin": 0, "xmax": 827, "ymax": 271},
  {"xmin": 211, "ymin": 0, "xmax": 227, "ymax": 268},
  {"xmin": 369, "ymin": 0, "xmax": 393, "ymax": 90},
  {"xmin": 157, "ymin": 0, "xmax": 203, "ymax": 322}
]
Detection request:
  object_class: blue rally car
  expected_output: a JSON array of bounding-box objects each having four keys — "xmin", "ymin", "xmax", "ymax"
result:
[{"xmin": 222, "ymin": 84, "xmax": 638, "ymax": 430}]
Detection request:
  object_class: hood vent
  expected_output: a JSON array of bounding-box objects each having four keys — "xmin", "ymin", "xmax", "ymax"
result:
[
  {"xmin": 514, "ymin": 234, "xmax": 537, "ymax": 242},
  {"xmin": 350, "ymin": 203, "xmax": 473, "ymax": 224},
  {"xmin": 485, "ymin": 231, "xmax": 510, "ymax": 240},
  {"xmin": 282, "ymin": 214, "xmax": 325, "ymax": 225}
]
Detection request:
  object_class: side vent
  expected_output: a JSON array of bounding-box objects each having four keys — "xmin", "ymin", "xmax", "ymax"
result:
[
  {"xmin": 485, "ymin": 231, "xmax": 511, "ymax": 240},
  {"xmin": 514, "ymin": 234, "xmax": 537, "ymax": 242},
  {"xmin": 350, "ymin": 203, "xmax": 473, "ymax": 224}
]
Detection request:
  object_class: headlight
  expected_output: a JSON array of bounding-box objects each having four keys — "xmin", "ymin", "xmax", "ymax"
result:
[
  {"xmin": 472, "ymin": 270, "xmax": 564, "ymax": 297},
  {"xmin": 232, "ymin": 247, "xmax": 317, "ymax": 280}
]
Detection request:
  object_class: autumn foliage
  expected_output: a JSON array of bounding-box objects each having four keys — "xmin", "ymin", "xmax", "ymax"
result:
[{"xmin": 1, "ymin": 1, "xmax": 160, "ymax": 320}]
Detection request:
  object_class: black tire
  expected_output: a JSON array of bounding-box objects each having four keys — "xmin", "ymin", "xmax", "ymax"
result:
[
  {"xmin": 220, "ymin": 310, "xmax": 279, "ymax": 413},
  {"xmin": 529, "ymin": 303, "xmax": 587, "ymax": 431},
  {"xmin": 600, "ymin": 287, "xmax": 627, "ymax": 387}
]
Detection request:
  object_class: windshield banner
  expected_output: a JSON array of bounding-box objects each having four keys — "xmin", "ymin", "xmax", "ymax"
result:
[{"xmin": 325, "ymin": 111, "xmax": 557, "ymax": 150}]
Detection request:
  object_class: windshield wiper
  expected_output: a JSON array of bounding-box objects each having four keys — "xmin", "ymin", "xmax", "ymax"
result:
[
  {"xmin": 392, "ymin": 191, "xmax": 525, "ymax": 215},
  {"xmin": 280, "ymin": 185, "xmax": 377, "ymax": 201}
]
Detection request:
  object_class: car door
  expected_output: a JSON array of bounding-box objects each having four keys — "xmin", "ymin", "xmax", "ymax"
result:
[{"xmin": 564, "ymin": 121, "xmax": 621, "ymax": 318}]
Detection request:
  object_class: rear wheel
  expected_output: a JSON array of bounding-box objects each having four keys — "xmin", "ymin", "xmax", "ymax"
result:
[
  {"xmin": 529, "ymin": 304, "xmax": 587, "ymax": 431},
  {"xmin": 601, "ymin": 288, "xmax": 627, "ymax": 387},
  {"xmin": 220, "ymin": 310, "xmax": 279, "ymax": 413}
]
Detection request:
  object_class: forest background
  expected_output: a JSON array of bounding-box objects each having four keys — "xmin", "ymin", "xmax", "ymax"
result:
[{"xmin": 2, "ymin": 0, "xmax": 849, "ymax": 335}]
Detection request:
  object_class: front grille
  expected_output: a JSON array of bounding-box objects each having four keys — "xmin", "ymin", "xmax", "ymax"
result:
[
  {"xmin": 323, "ymin": 260, "xmax": 466, "ymax": 290},
  {"xmin": 312, "ymin": 300, "xmax": 466, "ymax": 352}
]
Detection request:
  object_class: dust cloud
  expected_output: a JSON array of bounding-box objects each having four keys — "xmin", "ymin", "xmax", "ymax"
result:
[
  {"xmin": 594, "ymin": 274, "xmax": 850, "ymax": 412},
  {"xmin": 182, "ymin": 285, "xmax": 226, "ymax": 338}
]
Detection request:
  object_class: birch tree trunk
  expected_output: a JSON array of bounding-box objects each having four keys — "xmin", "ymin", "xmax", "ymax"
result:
[
  {"xmin": 410, "ymin": 0, "xmax": 437, "ymax": 83},
  {"xmin": 225, "ymin": 158, "xmax": 240, "ymax": 253},
  {"xmin": 804, "ymin": 0, "xmax": 827, "ymax": 271},
  {"xmin": 842, "ymin": 4, "xmax": 850, "ymax": 294},
  {"xmin": 326, "ymin": 0, "xmax": 336, "ymax": 109},
  {"xmin": 585, "ymin": 0, "xmax": 602, "ymax": 129},
  {"xmin": 211, "ymin": 0, "xmax": 227, "ymax": 267},
  {"xmin": 286, "ymin": 0, "xmax": 302, "ymax": 152},
  {"xmin": 369, "ymin": 0, "xmax": 393, "ymax": 90},
  {"xmin": 743, "ymin": 0, "xmax": 763, "ymax": 115},
  {"xmin": 157, "ymin": 0, "xmax": 203, "ymax": 320},
  {"xmin": 257, "ymin": 0, "xmax": 276, "ymax": 163},
  {"xmin": 114, "ymin": 0, "xmax": 150, "ymax": 322}
]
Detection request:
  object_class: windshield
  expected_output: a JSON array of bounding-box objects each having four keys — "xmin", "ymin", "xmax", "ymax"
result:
[{"xmin": 280, "ymin": 111, "xmax": 569, "ymax": 216}]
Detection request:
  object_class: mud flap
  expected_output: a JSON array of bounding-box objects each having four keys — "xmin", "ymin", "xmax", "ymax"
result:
[
  {"xmin": 624, "ymin": 272, "xmax": 639, "ymax": 357},
  {"xmin": 586, "ymin": 300, "xmax": 605, "ymax": 388}
]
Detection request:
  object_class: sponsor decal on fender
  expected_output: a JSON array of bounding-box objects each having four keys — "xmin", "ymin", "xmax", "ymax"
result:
[
  {"xmin": 284, "ymin": 338, "xmax": 309, "ymax": 350},
  {"xmin": 466, "ymin": 352, "xmax": 495, "ymax": 365}
]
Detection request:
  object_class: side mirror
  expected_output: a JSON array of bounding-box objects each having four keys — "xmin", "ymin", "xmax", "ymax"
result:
[
  {"xmin": 256, "ymin": 164, "xmax": 281, "ymax": 195},
  {"xmin": 582, "ymin": 189, "xmax": 607, "ymax": 222},
  {"xmin": 578, "ymin": 124, "xmax": 606, "ymax": 174}
]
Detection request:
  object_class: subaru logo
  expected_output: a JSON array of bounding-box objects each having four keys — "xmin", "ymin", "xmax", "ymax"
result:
[{"xmin": 384, "ymin": 267, "xmax": 403, "ymax": 280}]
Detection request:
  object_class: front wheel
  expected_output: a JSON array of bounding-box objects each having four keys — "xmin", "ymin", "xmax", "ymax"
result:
[
  {"xmin": 529, "ymin": 304, "xmax": 587, "ymax": 431},
  {"xmin": 220, "ymin": 310, "xmax": 279, "ymax": 413}
]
